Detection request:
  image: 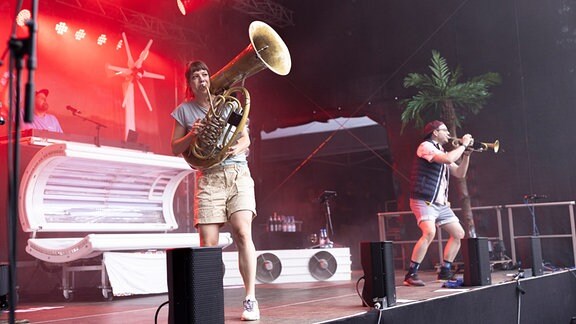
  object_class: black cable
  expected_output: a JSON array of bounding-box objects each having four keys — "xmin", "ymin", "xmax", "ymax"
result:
[
  {"xmin": 356, "ymin": 276, "xmax": 385, "ymax": 324},
  {"xmin": 356, "ymin": 275, "xmax": 387, "ymax": 312},
  {"xmin": 523, "ymin": 198, "xmax": 540, "ymax": 236},
  {"xmin": 355, "ymin": 276, "xmax": 368, "ymax": 307},
  {"xmin": 154, "ymin": 300, "xmax": 170, "ymax": 324}
]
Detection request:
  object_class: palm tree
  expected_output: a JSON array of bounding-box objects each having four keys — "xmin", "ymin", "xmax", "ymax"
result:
[{"xmin": 400, "ymin": 50, "xmax": 500, "ymax": 238}]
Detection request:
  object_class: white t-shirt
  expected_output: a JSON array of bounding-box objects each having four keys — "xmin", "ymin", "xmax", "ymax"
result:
[
  {"xmin": 23, "ymin": 113, "xmax": 63, "ymax": 133},
  {"xmin": 171, "ymin": 100, "xmax": 247, "ymax": 166}
]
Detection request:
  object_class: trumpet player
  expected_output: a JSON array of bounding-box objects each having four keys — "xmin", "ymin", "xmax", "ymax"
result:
[
  {"xmin": 170, "ymin": 61, "xmax": 259, "ymax": 321},
  {"xmin": 403, "ymin": 120, "xmax": 473, "ymax": 287}
]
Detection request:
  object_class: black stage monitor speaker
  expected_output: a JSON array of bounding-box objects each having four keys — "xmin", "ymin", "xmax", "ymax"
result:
[
  {"xmin": 0, "ymin": 263, "xmax": 8, "ymax": 297},
  {"xmin": 167, "ymin": 247, "xmax": 224, "ymax": 324},
  {"xmin": 516, "ymin": 236, "xmax": 544, "ymax": 276},
  {"xmin": 0, "ymin": 263, "xmax": 8, "ymax": 310},
  {"xmin": 463, "ymin": 237, "xmax": 491, "ymax": 286},
  {"xmin": 360, "ymin": 241, "xmax": 396, "ymax": 308}
]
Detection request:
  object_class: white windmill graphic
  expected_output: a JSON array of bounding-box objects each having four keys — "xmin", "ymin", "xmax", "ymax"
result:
[{"xmin": 107, "ymin": 32, "xmax": 165, "ymax": 139}]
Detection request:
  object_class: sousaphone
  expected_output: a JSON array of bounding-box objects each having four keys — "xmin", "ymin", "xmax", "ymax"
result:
[{"xmin": 183, "ymin": 21, "xmax": 291, "ymax": 169}]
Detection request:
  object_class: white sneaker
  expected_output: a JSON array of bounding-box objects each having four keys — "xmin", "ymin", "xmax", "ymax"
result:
[{"xmin": 241, "ymin": 299, "xmax": 260, "ymax": 321}]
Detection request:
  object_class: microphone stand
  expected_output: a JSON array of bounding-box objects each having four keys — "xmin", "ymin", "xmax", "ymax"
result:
[
  {"xmin": 310, "ymin": 191, "xmax": 337, "ymax": 249},
  {"xmin": 4, "ymin": 1, "xmax": 39, "ymax": 323},
  {"xmin": 70, "ymin": 111, "xmax": 107, "ymax": 147},
  {"xmin": 321, "ymin": 194, "xmax": 336, "ymax": 242},
  {"xmin": 523, "ymin": 196, "xmax": 540, "ymax": 236}
]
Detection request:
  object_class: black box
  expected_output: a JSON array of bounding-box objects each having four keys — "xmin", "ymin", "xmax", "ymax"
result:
[
  {"xmin": 167, "ymin": 247, "xmax": 224, "ymax": 324},
  {"xmin": 463, "ymin": 238, "xmax": 492, "ymax": 286},
  {"xmin": 360, "ymin": 241, "xmax": 396, "ymax": 308},
  {"xmin": 516, "ymin": 236, "xmax": 543, "ymax": 276}
]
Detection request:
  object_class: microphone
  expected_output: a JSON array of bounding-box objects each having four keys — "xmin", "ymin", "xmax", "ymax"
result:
[
  {"xmin": 523, "ymin": 194, "xmax": 548, "ymax": 200},
  {"xmin": 319, "ymin": 190, "xmax": 337, "ymax": 203},
  {"xmin": 66, "ymin": 105, "xmax": 81, "ymax": 114}
]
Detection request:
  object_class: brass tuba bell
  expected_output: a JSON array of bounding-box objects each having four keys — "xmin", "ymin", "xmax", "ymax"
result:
[
  {"xmin": 183, "ymin": 21, "xmax": 291, "ymax": 169},
  {"xmin": 210, "ymin": 21, "xmax": 292, "ymax": 95}
]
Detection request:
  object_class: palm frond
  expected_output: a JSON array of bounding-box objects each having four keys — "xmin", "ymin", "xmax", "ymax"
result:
[
  {"xmin": 401, "ymin": 91, "xmax": 442, "ymax": 123},
  {"xmin": 399, "ymin": 49, "xmax": 501, "ymax": 132},
  {"xmin": 449, "ymin": 65, "xmax": 463, "ymax": 86},
  {"xmin": 470, "ymin": 72, "xmax": 501, "ymax": 86},
  {"xmin": 403, "ymin": 73, "xmax": 436, "ymax": 89},
  {"xmin": 429, "ymin": 50, "xmax": 451, "ymax": 90}
]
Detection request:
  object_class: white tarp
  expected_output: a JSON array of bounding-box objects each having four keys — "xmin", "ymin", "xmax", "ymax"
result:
[
  {"xmin": 104, "ymin": 251, "xmax": 168, "ymax": 296},
  {"xmin": 259, "ymin": 116, "xmax": 387, "ymax": 162},
  {"xmin": 261, "ymin": 116, "xmax": 379, "ymax": 140}
]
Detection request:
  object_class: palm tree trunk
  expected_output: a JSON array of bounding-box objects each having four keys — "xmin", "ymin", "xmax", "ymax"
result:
[
  {"xmin": 442, "ymin": 101, "xmax": 477, "ymax": 238},
  {"xmin": 455, "ymin": 177, "xmax": 477, "ymax": 238}
]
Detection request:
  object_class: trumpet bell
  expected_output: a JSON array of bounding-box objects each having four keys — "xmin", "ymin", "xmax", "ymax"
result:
[
  {"xmin": 451, "ymin": 137, "xmax": 500, "ymax": 153},
  {"xmin": 210, "ymin": 21, "xmax": 292, "ymax": 94},
  {"xmin": 483, "ymin": 140, "xmax": 499, "ymax": 153}
]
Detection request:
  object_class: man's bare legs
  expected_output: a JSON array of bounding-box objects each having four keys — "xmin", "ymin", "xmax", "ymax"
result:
[
  {"xmin": 441, "ymin": 222, "xmax": 465, "ymax": 262},
  {"xmin": 405, "ymin": 220, "xmax": 465, "ymax": 285},
  {"xmin": 410, "ymin": 220, "xmax": 437, "ymax": 263}
]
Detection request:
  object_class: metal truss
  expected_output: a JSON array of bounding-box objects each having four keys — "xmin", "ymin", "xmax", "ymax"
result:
[
  {"xmin": 558, "ymin": 0, "xmax": 576, "ymax": 49},
  {"xmin": 231, "ymin": 0, "xmax": 294, "ymax": 28},
  {"xmin": 52, "ymin": 0, "xmax": 208, "ymax": 48},
  {"xmin": 47, "ymin": 0, "xmax": 293, "ymax": 49}
]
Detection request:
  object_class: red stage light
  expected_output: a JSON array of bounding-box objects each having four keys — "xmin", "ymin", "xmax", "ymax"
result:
[
  {"xmin": 16, "ymin": 9, "xmax": 31, "ymax": 27},
  {"xmin": 97, "ymin": 34, "xmax": 107, "ymax": 46},
  {"xmin": 74, "ymin": 29, "xmax": 86, "ymax": 40},
  {"xmin": 55, "ymin": 22, "xmax": 68, "ymax": 35},
  {"xmin": 116, "ymin": 39, "xmax": 123, "ymax": 50}
]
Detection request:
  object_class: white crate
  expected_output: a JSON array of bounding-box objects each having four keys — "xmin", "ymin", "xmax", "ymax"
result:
[{"xmin": 223, "ymin": 247, "xmax": 351, "ymax": 286}]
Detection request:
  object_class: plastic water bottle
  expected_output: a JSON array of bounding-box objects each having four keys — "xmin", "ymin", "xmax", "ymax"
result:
[{"xmin": 319, "ymin": 228, "xmax": 328, "ymax": 245}]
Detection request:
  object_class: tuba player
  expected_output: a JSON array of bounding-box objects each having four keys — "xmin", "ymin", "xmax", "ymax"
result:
[{"xmin": 170, "ymin": 61, "xmax": 259, "ymax": 321}]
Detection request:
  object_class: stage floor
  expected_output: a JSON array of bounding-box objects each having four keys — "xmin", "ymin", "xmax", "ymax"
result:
[{"xmin": 0, "ymin": 269, "xmax": 525, "ymax": 323}]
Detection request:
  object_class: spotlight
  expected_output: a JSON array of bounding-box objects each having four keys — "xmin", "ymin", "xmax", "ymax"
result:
[
  {"xmin": 16, "ymin": 9, "xmax": 31, "ymax": 27},
  {"xmin": 55, "ymin": 22, "xmax": 68, "ymax": 35},
  {"xmin": 177, "ymin": 0, "xmax": 207, "ymax": 16},
  {"xmin": 97, "ymin": 34, "xmax": 107, "ymax": 46},
  {"xmin": 74, "ymin": 29, "xmax": 86, "ymax": 40},
  {"xmin": 116, "ymin": 39, "xmax": 123, "ymax": 50},
  {"xmin": 177, "ymin": 0, "xmax": 190, "ymax": 15}
]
